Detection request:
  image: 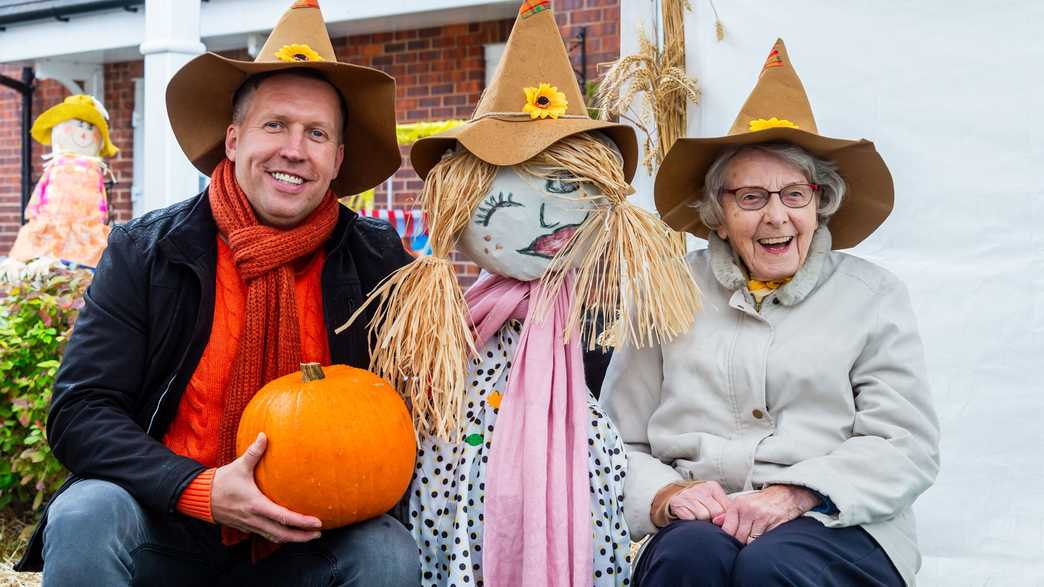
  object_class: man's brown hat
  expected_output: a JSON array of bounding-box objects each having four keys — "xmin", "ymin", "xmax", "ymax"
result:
[
  {"xmin": 166, "ymin": 0, "xmax": 400, "ymax": 196},
  {"xmin": 409, "ymin": 0, "xmax": 638, "ymax": 181},
  {"xmin": 655, "ymin": 39, "xmax": 894, "ymax": 249}
]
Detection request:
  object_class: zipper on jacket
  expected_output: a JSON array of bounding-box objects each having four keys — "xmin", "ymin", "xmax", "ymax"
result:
[
  {"xmin": 146, "ymin": 370, "xmax": 182, "ymax": 435},
  {"xmin": 145, "ymin": 261, "xmax": 214, "ymax": 437}
]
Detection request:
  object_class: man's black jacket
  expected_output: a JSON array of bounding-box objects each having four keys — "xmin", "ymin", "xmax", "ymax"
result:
[{"xmin": 17, "ymin": 190, "xmax": 412, "ymax": 571}]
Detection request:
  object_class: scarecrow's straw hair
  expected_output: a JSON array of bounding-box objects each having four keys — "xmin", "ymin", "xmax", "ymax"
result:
[
  {"xmin": 527, "ymin": 133, "xmax": 701, "ymax": 350},
  {"xmin": 516, "ymin": 133, "xmax": 633, "ymax": 205},
  {"xmin": 336, "ymin": 149, "xmax": 496, "ymax": 441}
]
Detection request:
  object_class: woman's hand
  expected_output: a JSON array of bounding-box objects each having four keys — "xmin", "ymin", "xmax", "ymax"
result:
[
  {"xmin": 712, "ymin": 485, "xmax": 819, "ymax": 544},
  {"xmin": 669, "ymin": 480, "xmax": 733, "ymax": 521}
]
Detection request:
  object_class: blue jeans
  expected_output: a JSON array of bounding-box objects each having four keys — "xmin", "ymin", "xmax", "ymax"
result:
[
  {"xmin": 632, "ymin": 517, "xmax": 903, "ymax": 587},
  {"xmin": 42, "ymin": 479, "xmax": 420, "ymax": 587}
]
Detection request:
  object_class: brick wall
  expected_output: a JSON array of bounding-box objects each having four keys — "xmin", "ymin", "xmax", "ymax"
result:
[
  {"xmin": 103, "ymin": 60, "xmax": 144, "ymax": 224},
  {"xmin": 0, "ymin": 0, "xmax": 620, "ymax": 281},
  {"xmin": 0, "ymin": 66, "xmax": 28, "ymax": 252}
]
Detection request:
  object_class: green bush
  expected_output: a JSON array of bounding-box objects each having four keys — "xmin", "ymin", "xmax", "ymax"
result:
[{"xmin": 0, "ymin": 261, "xmax": 93, "ymax": 511}]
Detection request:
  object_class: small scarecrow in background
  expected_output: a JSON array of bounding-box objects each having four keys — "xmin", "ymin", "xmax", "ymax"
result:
[
  {"xmin": 7, "ymin": 95, "xmax": 117, "ymax": 268},
  {"xmin": 340, "ymin": 1, "xmax": 701, "ymax": 585}
]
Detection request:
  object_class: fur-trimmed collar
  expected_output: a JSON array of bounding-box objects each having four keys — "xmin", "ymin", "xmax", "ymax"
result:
[{"xmin": 708, "ymin": 226, "xmax": 832, "ymax": 306}]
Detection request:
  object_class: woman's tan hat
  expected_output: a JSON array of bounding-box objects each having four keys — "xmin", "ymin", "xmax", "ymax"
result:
[
  {"xmin": 409, "ymin": 0, "xmax": 638, "ymax": 182},
  {"xmin": 165, "ymin": 0, "xmax": 399, "ymax": 196},
  {"xmin": 655, "ymin": 39, "xmax": 894, "ymax": 249}
]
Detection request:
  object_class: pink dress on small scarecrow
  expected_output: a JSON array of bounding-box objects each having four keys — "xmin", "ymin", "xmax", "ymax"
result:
[
  {"xmin": 7, "ymin": 95, "xmax": 117, "ymax": 268},
  {"xmin": 9, "ymin": 154, "xmax": 112, "ymax": 267}
]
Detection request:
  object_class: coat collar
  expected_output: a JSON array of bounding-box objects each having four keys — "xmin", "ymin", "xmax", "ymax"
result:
[
  {"xmin": 708, "ymin": 226, "xmax": 832, "ymax": 306},
  {"xmin": 159, "ymin": 188, "xmax": 359, "ymax": 266},
  {"xmin": 159, "ymin": 190, "xmax": 217, "ymax": 265}
]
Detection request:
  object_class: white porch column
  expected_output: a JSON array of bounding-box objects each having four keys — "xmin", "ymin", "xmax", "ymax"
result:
[{"xmin": 138, "ymin": 0, "xmax": 206, "ymax": 216}]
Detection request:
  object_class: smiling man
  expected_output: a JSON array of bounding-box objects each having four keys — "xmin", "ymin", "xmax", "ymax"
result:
[{"xmin": 15, "ymin": 2, "xmax": 419, "ymax": 586}]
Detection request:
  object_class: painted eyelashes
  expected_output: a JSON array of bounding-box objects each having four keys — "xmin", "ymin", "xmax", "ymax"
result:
[{"xmin": 475, "ymin": 192, "xmax": 523, "ymax": 226}]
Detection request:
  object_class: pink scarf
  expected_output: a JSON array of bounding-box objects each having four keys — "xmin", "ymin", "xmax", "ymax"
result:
[{"xmin": 466, "ymin": 272, "xmax": 593, "ymax": 587}]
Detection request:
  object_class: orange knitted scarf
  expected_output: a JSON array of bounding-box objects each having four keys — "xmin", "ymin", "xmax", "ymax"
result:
[{"xmin": 209, "ymin": 158, "xmax": 339, "ymax": 465}]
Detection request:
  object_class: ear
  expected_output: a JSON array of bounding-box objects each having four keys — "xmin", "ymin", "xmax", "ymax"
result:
[
  {"xmin": 225, "ymin": 124, "xmax": 239, "ymax": 162},
  {"xmin": 716, "ymin": 226, "xmax": 728, "ymax": 240}
]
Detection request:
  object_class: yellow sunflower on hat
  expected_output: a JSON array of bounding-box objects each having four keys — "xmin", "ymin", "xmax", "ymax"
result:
[
  {"xmin": 274, "ymin": 43, "xmax": 324, "ymax": 62},
  {"xmin": 523, "ymin": 83, "xmax": 568, "ymax": 119}
]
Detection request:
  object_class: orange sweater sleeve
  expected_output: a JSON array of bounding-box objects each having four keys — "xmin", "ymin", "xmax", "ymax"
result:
[{"xmin": 176, "ymin": 468, "xmax": 216, "ymax": 523}]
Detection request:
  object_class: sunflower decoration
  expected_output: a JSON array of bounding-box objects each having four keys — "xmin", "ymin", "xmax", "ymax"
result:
[
  {"xmin": 749, "ymin": 117, "xmax": 799, "ymax": 132},
  {"xmin": 522, "ymin": 83, "xmax": 568, "ymax": 119},
  {"xmin": 275, "ymin": 43, "xmax": 324, "ymax": 63}
]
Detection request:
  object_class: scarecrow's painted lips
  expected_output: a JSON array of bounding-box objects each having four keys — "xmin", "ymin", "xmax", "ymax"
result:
[{"xmin": 518, "ymin": 223, "xmax": 581, "ymax": 259}]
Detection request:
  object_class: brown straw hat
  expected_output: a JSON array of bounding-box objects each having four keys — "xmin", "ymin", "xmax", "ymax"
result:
[
  {"xmin": 409, "ymin": 0, "xmax": 638, "ymax": 182},
  {"xmin": 165, "ymin": 0, "xmax": 400, "ymax": 196},
  {"xmin": 655, "ymin": 39, "xmax": 894, "ymax": 249}
]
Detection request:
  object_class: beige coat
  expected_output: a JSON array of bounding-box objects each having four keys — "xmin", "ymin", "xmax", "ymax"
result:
[{"xmin": 601, "ymin": 227, "xmax": 940, "ymax": 586}]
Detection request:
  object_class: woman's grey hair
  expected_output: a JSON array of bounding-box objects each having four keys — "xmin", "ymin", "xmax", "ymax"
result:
[{"xmin": 690, "ymin": 142, "xmax": 846, "ymax": 230}]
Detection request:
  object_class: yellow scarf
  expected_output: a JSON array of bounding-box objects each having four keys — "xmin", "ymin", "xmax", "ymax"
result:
[{"xmin": 747, "ymin": 277, "xmax": 792, "ymax": 310}]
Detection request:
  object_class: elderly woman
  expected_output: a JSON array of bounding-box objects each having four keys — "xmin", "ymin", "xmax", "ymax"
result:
[{"xmin": 601, "ymin": 39, "xmax": 940, "ymax": 586}]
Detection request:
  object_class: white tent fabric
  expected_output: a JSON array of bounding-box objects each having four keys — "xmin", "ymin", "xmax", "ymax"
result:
[{"xmin": 619, "ymin": 1, "xmax": 1044, "ymax": 584}]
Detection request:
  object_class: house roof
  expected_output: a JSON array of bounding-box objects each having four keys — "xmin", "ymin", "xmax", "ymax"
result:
[{"xmin": 0, "ymin": 0, "xmax": 143, "ymax": 28}]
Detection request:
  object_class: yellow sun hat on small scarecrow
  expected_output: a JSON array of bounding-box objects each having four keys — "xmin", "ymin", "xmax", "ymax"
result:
[{"xmin": 30, "ymin": 95, "xmax": 119, "ymax": 158}]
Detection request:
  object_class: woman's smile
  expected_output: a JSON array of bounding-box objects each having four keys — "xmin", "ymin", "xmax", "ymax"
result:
[{"xmin": 756, "ymin": 235, "xmax": 794, "ymax": 255}]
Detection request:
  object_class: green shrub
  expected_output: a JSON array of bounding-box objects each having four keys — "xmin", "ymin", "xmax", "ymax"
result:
[{"xmin": 0, "ymin": 261, "xmax": 93, "ymax": 511}]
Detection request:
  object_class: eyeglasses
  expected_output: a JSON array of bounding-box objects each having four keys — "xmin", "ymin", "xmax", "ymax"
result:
[{"xmin": 722, "ymin": 183, "xmax": 819, "ymax": 211}]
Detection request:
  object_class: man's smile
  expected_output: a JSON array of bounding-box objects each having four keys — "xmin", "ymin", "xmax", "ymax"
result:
[{"xmin": 268, "ymin": 170, "xmax": 307, "ymax": 186}]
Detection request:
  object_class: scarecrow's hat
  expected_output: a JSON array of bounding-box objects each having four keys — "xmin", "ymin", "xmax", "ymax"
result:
[
  {"xmin": 31, "ymin": 94, "xmax": 119, "ymax": 158},
  {"xmin": 655, "ymin": 39, "xmax": 894, "ymax": 249},
  {"xmin": 166, "ymin": 0, "xmax": 399, "ymax": 196},
  {"xmin": 409, "ymin": 0, "xmax": 638, "ymax": 181}
]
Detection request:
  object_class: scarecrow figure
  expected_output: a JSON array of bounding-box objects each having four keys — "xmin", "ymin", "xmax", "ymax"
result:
[
  {"xmin": 341, "ymin": 2, "xmax": 702, "ymax": 585},
  {"xmin": 8, "ymin": 95, "xmax": 118, "ymax": 267}
]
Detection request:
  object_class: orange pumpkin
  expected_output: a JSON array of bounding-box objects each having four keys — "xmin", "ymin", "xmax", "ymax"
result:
[{"xmin": 235, "ymin": 363, "xmax": 416, "ymax": 528}]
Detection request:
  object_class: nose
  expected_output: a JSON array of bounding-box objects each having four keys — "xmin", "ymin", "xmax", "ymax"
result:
[
  {"xmin": 761, "ymin": 192, "xmax": 789, "ymax": 226},
  {"xmin": 539, "ymin": 202, "xmax": 561, "ymax": 229},
  {"xmin": 278, "ymin": 128, "xmax": 307, "ymax": 162}
]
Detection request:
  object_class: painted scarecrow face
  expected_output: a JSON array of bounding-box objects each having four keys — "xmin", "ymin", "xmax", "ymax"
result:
[
  {"xmin": 51, "ymin": 119, "xmax": 102, "ymax": 157},
  {"xmin": 459, "ymin": 165, "xmax": 599, "ymax": 282}
]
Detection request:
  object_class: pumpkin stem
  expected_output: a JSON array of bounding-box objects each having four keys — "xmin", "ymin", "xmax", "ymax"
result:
[{"xmin": 301, "ymin": 362, "xmax": 325, "ymax": 382}]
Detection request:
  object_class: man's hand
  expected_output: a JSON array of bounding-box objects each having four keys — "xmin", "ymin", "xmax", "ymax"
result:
[
  {"xmin": 668, "ymin": 480, "xmax": 732, "ymax": 522},
  {"xmin": 211, "ymin": 432, "xmax": 323, "ymax": 543},
  {"xmin": 712, "ymin": 485, "xmax": 819, "ymax": 544}
]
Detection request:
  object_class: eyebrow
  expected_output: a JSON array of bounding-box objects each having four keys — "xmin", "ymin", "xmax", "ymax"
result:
[{"xmin": 257, "ymin": 110, "xmax": 337, "ymax": 131}]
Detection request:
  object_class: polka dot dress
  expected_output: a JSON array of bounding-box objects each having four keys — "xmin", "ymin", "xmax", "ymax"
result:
[{"xmin": 405, "ymin": 321, "xmax": 631, "ymax": 586}]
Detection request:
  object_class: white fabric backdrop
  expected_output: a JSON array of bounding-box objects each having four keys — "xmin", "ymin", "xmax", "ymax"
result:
[{"xmin": 619, "ymin": 1, "xmax": 1044, "ymax": 584}]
